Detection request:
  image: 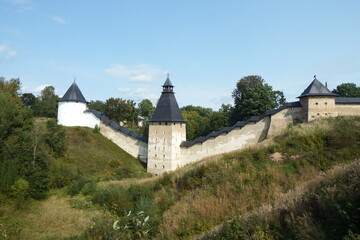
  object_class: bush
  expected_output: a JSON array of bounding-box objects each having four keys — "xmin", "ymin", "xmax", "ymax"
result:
[{"xmin": 11, "ymin": 178, "xmax": 30, "ymax": 208}]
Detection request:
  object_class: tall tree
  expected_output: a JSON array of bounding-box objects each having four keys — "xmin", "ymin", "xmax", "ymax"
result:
[
  {"xmin": 231, "ymin": 75, "xmax": 286, "ymax": 124},
  {"xmin": 34, "ymin": 86, "xmax": 59, "ymax": 118},
  {"xmin": 104, "ymin": 98, "xmax": 137, "ymax": 126},
  {"xmin": 21, "ymin": 93, "xmax": 37, "ymax": 109},
  {"xmin": 138, "ymin": 99, "xmax": 155, "ymax": 121},
  {"xmin": 332, "ymin": 83, "xmax": 360, "ymax": 97},
  {"xmin": 88, "ymin": 100, "xmax": 106, "ymax": 113}
]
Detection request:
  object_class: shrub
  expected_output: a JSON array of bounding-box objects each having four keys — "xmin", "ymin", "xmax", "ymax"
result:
[{"xmin": 11, "ymin": 178, "xmax": 30, "ymax": 208}]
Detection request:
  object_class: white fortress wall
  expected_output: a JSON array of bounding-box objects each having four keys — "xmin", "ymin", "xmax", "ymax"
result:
[
  {"xmin": 99, "ymin": 122, "xmax": 148, "ymax": 163},
  {"xmin": 83, "ymin": 111, "xmax": 101, "ymax": 128},
  {"xmin": 179, "ymin": 116, "xmax": 271, "ymax": 167},
  {"xmin": 267, "ymin": 106, "xmax": 303, "ymax": 137},
  {"xmin": 58, "ymin": 102, "xmax": 88, "ymax": 127}
]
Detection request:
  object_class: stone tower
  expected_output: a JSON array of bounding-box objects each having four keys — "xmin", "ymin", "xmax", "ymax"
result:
[
  {"xmin": 57, "ymin": 82, "xmax": 89, "ymax": 126},
  {"xmin": 147, "ymin": 76, "xmax": 186, "ymax": 175},
  {"xmin": 299, "ymin": 76, "xmax": 338, "ymax": 122}
]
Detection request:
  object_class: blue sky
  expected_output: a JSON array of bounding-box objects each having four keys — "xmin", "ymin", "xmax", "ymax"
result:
[{"xmin": 1, "ymin": 0, "xmax": 360, "ymax": 110}]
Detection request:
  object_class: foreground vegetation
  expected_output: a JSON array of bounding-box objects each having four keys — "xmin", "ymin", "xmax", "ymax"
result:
[{"xmin": 26, "ymin": 115, "xmax": 357, "ymax": 240}]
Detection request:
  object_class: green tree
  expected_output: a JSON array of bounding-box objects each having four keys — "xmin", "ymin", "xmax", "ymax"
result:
[
  {"xmin": 34, "ymin": 86, "xmax": 59, "ymax": 118},
  {"xmin": 181, "ymin": 105, "xmax": 213, "ymax": 118},
  {"xmin": 231, "ymin": 75, "xmax": 286, "ymax": 124},
  {"xmin": 138, "ymin": 99, "xmax": 155, "ymax": 121},
  {"xmin": 104, "ymin": 98, "xmax": 137, "ymax": 126},
  {"xmin": 21, "ymin": 93, "xmax": 37, "ymax": 109},
  {"xmin": 0, "ymin": 77, "xmax": 50, "ymax": 199},
  {"xmin": 88, "ymin": 100, "xmax": 106, "ymax": 112},
  {"xmin": 209, "ymin": 112, "xmax": 228, "ymax": 132},
  {"xmin": 182, "ymin": 111, "xmax": 210, "ymax": 140},
  {"xmin": 44, "ymin": 119, "xmax": 66, "ymax": 157},
  {"xmin": 332, "ymin": 83, "xmax": 360, "ymax": 97}
]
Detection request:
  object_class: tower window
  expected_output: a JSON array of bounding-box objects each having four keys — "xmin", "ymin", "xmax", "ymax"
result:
[
  {"xmin": 315, "ymin": 102, "xmax": 318, "ymax": 105},
  {"xmin": 155, "ymin": 154, "xmax": 157, "ymax": 157},
  {"xmin": 317, "ymin": 113, "xmax": 320, "ymax": 115},
  {"xmin": 325, "ymin": 102, "xmax": 328, "ymax": 105}
]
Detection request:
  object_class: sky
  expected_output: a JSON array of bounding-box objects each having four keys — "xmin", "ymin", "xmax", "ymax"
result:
[{"xmin": 1, "ymin": 0, "xmax": 360, "ymax": 110}]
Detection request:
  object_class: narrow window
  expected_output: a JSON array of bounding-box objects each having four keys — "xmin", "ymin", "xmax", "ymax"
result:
[
  {"xmin": 155, "ymin": 154, "xmax": 157, "ymax": 157},
  {"xmin": 315, "ymin": 102, "xmax": 318, "ymax": 105},
  {"xmin": 317, "ymin": 113, "xmax": 320, "ymax": 115},
  {"xmin": 325, "ymin": 102, "xmax": 328, "ymax": 105}
]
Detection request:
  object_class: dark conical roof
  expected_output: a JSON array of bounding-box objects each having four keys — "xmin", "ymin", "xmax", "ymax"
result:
[
  {"xmin": 59, "ymin": 82, "xmax": 88, "ymax": 103},
  {"xmin": 149, "ymin": 77, "xmax": 185, "ymax": 123},
  {"xmin": 163, "ymin": 75, "xmax": 174, "ymax": 87},
  {"xmin": 298, "ymin": 77, "xmax": 338, "ymax": 98}
]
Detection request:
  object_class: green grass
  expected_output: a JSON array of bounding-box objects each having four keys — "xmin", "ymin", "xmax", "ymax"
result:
[
  {"xmin": 74, "ymin": 116, "xmax": 360, "ymax": 240},
  {"xmin": 2, "ymin": 116, "xmax": 360, "ymax": 239},
  {"xmin": 49, "ymin": 127, "xmax": 149, "ymax": 188}
]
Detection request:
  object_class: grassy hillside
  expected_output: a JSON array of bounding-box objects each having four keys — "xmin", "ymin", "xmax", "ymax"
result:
[
  {"xmin": 0, "ymin": 125, "xmax": 149, "ymax": 240},
  {"xmin": 59, "ymin": 116, "xmax": 360, "ymax": 240},
  {"xmin": 1, "ymin": 116, "xmax": 360, "ymax": 239},
  {"xmin": 49, "ymin": 126, "xmax": 149, "ymax": 187}
]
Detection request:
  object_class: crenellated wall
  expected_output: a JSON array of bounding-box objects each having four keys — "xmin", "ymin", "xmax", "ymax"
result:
[
  {"xmin": 58, "ymin": 98, "xmax": 360, "ymax": 175},
  {"xmin": 99, "ymin": 122, "xmax": 148, "ymax": 162},
  {"xmin": 180, "ymin": 117, "xmax": 271, "ymax": 167}
]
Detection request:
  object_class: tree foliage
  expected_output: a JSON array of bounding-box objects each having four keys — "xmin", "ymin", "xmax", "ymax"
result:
[
  {"xmin": 33, "ymin": 86, "xmax": 59, "ymax": 118},
  {"xmin": 104, "ymin": 98, "xmax": 137, "ymax": 126},
  {"xmin": 138, "ymin": 99, "xmax": 155, "ymax": 121},
  {"xmin": 88, "ymin": 100, "xmax": 106, "ymax": 113},
  {"xmin": 181, "ymin": 105, "xmax": 231, "ymax": 140},
  {"xmin": 231, "ymin": 75, "xmax": 286, "ymax": 123},
  {"xmin": 332, "ymin": 83, "xmax": 360, "ymax": 97},
  {"xmin": 0, "ymin": 77, "xmax": 66, "ymax": 201}
]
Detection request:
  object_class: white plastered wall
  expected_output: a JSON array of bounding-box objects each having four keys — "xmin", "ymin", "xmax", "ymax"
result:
[
  {"xmin": 58, "ymin": 102, "xmax": 100, "ymax": 128},
  {"xmin": 179, "ymin": 117, "xmax": 271, "ymax": 167},
  {"xmin": 99, "ymin": 122, "xmax": 148, "ymax": 163}
]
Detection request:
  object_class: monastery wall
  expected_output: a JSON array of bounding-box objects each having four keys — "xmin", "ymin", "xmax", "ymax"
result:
[
  {"xmin": 335, "ymin": 104, "xmax": 360, "ymax": 116},
  {"xmin": 99, "ymin": 122, "xmax": 148, "ymax": 162},
  {"xmin": 267, "ymin": 107, "xmax": 303, "ymax": 137},
  {"xmin": 179, "ymin": 117, "xmax": 271, "ymax": 167}
]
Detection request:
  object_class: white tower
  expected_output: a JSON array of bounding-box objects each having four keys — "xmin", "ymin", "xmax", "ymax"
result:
[
  {"xmin": 57, "ymin": 82, "xmax": 94, "ymax": 127},
  {"xmin": 147, "ymin": 76, "xmax": 186, "ymax": 175}
]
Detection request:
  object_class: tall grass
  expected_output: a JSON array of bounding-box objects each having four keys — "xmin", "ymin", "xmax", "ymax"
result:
[
  {"xmin": 80, "ymin": 116, "xmax": 360, "ymax": 239},
  {"xmin": 202, "ymin": 161, "xmax": 360, "ymax": 240}
]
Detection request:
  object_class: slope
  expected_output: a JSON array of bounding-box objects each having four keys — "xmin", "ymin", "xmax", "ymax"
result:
[
  {"xmin": 68, "ymin": 116, "xmax": 360, "ymax": 240},
  {"xmin": 50, "ymin": 126, "xmax": 149, "ymax": 186}
]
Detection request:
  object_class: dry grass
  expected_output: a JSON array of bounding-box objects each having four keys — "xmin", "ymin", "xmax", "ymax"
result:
[
  {"xmin": 196, "ymin": 160, "xmax": 360, "ymax": 239},
  {"xmin": 0, "ymin": 194, "xmax": 103, "ymax": 239}
]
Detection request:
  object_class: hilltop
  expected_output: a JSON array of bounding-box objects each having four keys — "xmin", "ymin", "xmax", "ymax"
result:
[{"xmin": 1, "ymin": 116, "xmax": 360, "ymax": 239}]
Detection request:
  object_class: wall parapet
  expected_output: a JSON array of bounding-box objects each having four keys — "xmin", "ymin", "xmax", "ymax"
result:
[
  {"xmin": 335, "ymin": 97, "xmax": 360, "ymax": 104},
  {"xmin": 85, "ymin": 109, "xmax": 148, "ymax": 143},
  {"xmin": 180, "ymin": 101, "xmax": 301, "ymax": 148}
]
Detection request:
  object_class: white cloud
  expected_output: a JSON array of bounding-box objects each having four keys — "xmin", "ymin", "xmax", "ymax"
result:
[
  {"xmin": 33, "ymin": 84, "xmax": 50, "ymax": 93},
  {"xmin": 0, "ymin": 44, "xmax": 17, "ymax": 60},
  {"xmin": 52, "ymin": 16, "xmax": 66, "ymax": 24},
  {"xmin": 6, "ymin": 0, "xmax": 33, "ymax": 11},
  {"xmin": 105, "ymin": 64, "xmax": 167, "ymax": 82},
  {"xmin": 118, "ymin": 87, "xmax": 158, "ymax": 102},
  {"xmin": 118, "ymin": 87, "xmax": 131, "ymax": 93}
]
